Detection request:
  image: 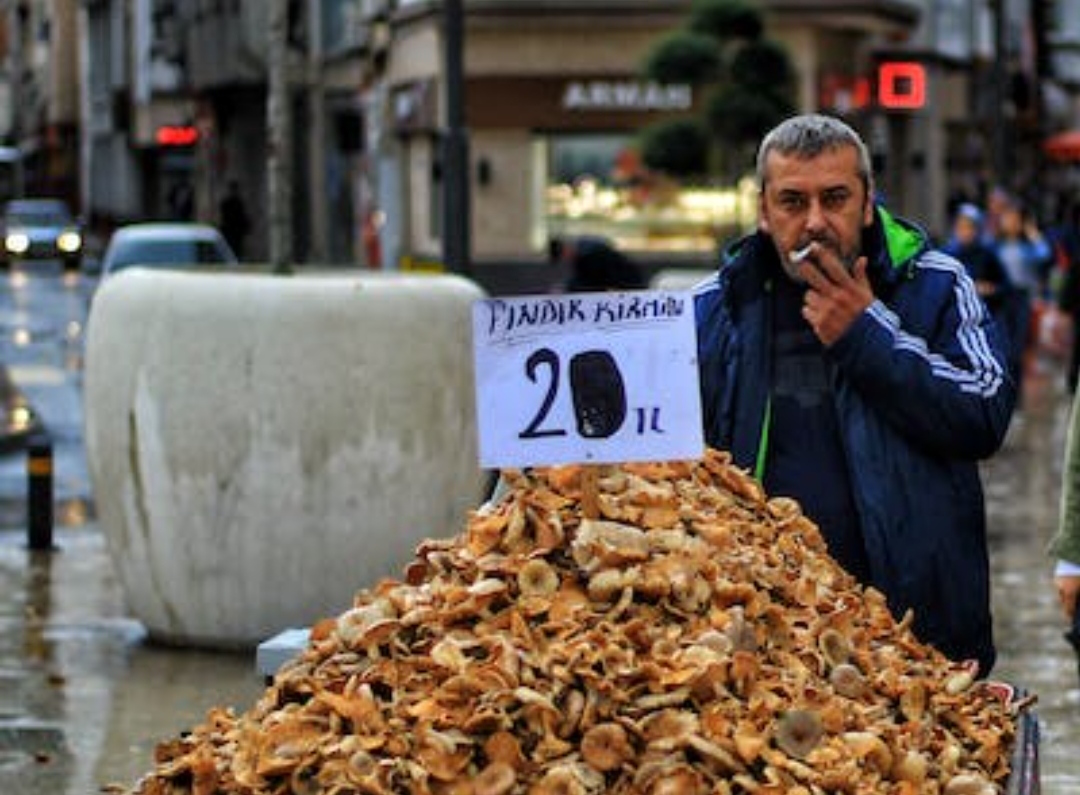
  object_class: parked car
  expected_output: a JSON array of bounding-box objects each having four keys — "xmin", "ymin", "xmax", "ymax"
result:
[
  {"xmin": 99, "ymin": 222, "xmax": 239, "ymax": 278},
  {"xmin": 1, "ymin": 198, "xmax": 83, "ymax": 271}
]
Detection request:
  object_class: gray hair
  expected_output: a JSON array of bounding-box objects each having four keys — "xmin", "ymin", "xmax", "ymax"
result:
[{"xmin": 755, "ymin": 113, "xmax": 873, "ymax": 193}]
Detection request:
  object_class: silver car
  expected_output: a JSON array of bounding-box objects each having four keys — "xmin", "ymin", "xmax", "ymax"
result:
[{"xmin": 100, "ymin": 222, "xmax": 239, "ymax": 277}]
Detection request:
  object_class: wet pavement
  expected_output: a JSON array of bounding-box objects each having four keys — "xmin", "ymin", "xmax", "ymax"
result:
[
  {"xmin": 1, "ymin": 263, "xmax": 1080, "ymax": 792},
  {"xmin": 0, "ymin": 528, "xmax": 264, "ymax": 794},
  {"xmin": 984, "ymin": 361, "xmax": 1080, "ymax": 795},
  {"xmin": 0, "ymin": 265, "xmax": 264, "ymax": 795}
]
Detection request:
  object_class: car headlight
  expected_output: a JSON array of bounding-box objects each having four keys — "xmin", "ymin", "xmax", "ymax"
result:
[
  {"xmin": 58, "ymin": 231, "xmax": 82, "ymax": 253},
  {"xmin": 5, "ymin": 232, "xmax": 29, "ymax": 254}
]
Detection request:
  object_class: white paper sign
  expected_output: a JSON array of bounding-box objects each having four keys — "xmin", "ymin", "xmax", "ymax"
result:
[{"xmin": 472, "ymin": 290, "xmax": 704, "ymax": 468}]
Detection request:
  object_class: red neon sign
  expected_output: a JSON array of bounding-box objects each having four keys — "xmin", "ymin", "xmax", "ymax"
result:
[
  {"xmin": 819, "ymin": 74, "xmax": 872, "ymax": 112},
  {"xmin": 878, "ymin": 62, "xmax": 926, "ymax": 110},
  {"xmin": 156, "ymin": 125, "xmax": 199, "ymax": 146}
]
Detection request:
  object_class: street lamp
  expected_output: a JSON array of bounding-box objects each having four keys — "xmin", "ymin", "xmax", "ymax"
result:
[
  {"xmin": 442, "ymin": 0, "xmax": 471, "ymax": 276},
  {"xmin": 990, "ymin": 0, "xmax": 1010, "ymax": 189},
  {"xmin": 268, "ymin": 0, "xmax": 294, "ymax": 274}
]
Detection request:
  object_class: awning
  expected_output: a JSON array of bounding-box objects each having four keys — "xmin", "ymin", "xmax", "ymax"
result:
[{"xmin": 1043, "ymin": 130, "xmax": 1080, "ymax": 162}]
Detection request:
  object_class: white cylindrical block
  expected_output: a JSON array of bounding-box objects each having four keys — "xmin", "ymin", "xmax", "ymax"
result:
[{"xmin": 84, "ymin": 269, "xmax": 488, "ymax": 648}]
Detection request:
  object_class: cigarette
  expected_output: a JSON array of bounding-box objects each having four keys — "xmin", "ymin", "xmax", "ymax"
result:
[{"xmin": 789, "ymin": 243, "xmax": 814, "ymax": 264}]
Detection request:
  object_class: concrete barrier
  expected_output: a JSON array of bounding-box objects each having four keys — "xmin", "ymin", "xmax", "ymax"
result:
[{"xmin": 84, "ymin": 269, "xmax": 488, "ymax": 649}]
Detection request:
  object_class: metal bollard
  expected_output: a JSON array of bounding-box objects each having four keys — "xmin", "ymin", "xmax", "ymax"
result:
[{"xmin": 27, "ymin": 433, "xmax": 54, "ymax": 551}]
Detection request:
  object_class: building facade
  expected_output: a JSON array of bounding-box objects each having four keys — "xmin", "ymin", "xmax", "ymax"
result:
[
  {"xmin": 1, "ymin": 0, "xmax": 81, "ymax": 208},
  {"xmin": 75, "ymin": 0, "xmax": 368, "ymax": 264},
  {"xmin": 1, "ymin": 1, "xmax": 1078, "ymax": 274},
  {"xmin": 379, "ymin": 0, "xmax": 933, "ymax": 275}
]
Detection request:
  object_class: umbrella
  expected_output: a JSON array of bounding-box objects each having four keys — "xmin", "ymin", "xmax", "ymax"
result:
[{"xmin": 1043, "ymin": 129, "xmax": 1080, "ymax": 162}]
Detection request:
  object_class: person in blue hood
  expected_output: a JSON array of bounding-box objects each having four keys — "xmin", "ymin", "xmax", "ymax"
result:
[{"xmin": 695, "ymin": 114, "xmax": 1017, "ymax": 674}]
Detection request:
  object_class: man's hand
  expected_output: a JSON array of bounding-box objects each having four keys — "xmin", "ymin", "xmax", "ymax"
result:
[
  {"xmin": 1056, "ymin": 573, "xmax": 1080, "ymax": 620},
  {"xmin": 799, "ymin": 251, "xmax": 873, "ymax": 346}
]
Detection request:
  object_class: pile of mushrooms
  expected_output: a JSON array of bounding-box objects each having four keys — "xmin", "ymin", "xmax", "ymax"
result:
[{"xmin": 115, "ymin": 449, "xmax": 1030, "ymax": 795}]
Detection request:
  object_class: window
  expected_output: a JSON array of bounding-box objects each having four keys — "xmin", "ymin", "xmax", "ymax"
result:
[{"xmin": 541, "ymin": 133, "xmax": 757, "ymax": 254}]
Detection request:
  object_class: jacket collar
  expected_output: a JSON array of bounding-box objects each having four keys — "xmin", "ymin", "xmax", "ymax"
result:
[
  {"xmin": 720, "ymin": 204, "xmax": 929, "ymax": 289},
  {"xmin": 871, "ymin": 205, "xmax": 927, "ymax": 281}
]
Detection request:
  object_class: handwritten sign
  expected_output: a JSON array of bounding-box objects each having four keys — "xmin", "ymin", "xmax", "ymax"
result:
[{"xmin": 472, "ymin": 291, "xmax": 704, "ymax": 468}]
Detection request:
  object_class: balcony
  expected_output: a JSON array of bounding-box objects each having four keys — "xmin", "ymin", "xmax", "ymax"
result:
[
  {"xmin": 763, "ymin": 0, "xmax": 920, "ymax": 35},
  {"xmin": 1052, "ymin": 45, "xmax": 1080, "ymax": 89},
  {"xmin": 183, "ymin": 3, "xmax": 270, "ymax": 91},
  {"xmin": 1050, "ymin": 0, "xmax": 1080, "ymax": 88}
]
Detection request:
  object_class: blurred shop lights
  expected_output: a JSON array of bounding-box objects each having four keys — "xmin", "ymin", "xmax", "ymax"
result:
[
  {"xmin": 546, "ymin": 176, "xmax": 757, "ymax": 253},
  {"xmin": 878, "ymin": 62, "xmax": 926, "ymax": 110},
  {"xmin": 819, "ymin": 61, "xmax": 927, "ymax": 112},
  {"xmin": 156, "ymin": 125, "xmax": 199, "ymax": 147}
]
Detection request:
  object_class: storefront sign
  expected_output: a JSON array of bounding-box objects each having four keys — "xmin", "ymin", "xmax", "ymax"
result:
[
  {"xmin": 472, "ymin": 291, "xmax": 703, "ymax": 468},
  {"xmin": 878, "ymin": 61, "xmax": 926, "ymax": 110},
  {"xmin": 819, "ymin": 63, "xmax": 928, "ymax": 113},
  {"xmin": 156, "ymin": 125, "xmax": 199, "ymax": 147},
  {"xmin": 562, "ymin": 81, "xmax": 692, "ymax": 112},
  {"xmin": 464, "ymin": 76, "xmax": 702, "ymax": 131}
]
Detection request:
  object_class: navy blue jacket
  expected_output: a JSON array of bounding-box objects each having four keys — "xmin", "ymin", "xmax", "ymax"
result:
[{"xmin": 694, "ymin": 207, "xmax": 1016, "ymax": 674}]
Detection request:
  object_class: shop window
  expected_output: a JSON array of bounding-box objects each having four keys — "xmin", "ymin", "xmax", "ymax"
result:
[{"xmin": 541, "ymin": 133, "xmax": 757, "ymax": 255}]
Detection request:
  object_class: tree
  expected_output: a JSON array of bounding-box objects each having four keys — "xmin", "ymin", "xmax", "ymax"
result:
[
  {"xmin": 638, "ymin": 119, "xmax": 710, "ymax": 177},
  {"xmin": 639, "ymin": 0, "xmax": 795, "ymax": 181}
]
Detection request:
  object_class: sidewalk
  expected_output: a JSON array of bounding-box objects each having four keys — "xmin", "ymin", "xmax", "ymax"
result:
[
  {"xmin": 0, "ymin": 525, "xmax": 264, "ymax": 795},
  {"xmin": 0, "ymin": 366, "xmax": 263, "ymax": 795}
]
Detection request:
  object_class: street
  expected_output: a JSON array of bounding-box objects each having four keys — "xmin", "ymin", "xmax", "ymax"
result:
[
  {"xmin": 0, "ymin": 264, "xmax": 264, "ymax": 795},
  {"xmin": 984, "ymin": 359, "xmax": 1080, "ymax": 795},
  {"xmin": 0, "ymin": 264, "xmax": 1078, "ymax": 793}
]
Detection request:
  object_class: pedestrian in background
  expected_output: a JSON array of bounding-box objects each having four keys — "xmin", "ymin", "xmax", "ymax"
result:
[
  {"xmin": 943, "ymin": 202, "xmax": 1014, "ymax": 311},
  {"xmin": 1053, "ymin": 200, "xmax": 1080, "ymax": 392},
  {"xmin": 220, "ymin": 179, "xmax": 252, "ymax": 259},
  {"xmin": 167, "ymin": 179, "xmax": 194, "ymax": 221},
  {"xmin": 694, "ymin": 113, "xmax": 1016, "ymax": 674},
  {"xmin": 549, "ymin": 234, "xmax": 646, "ymax": 293},
  {"xmin": 1052, "ymin": 392, "xmax": 1080, "ymax": 621},
  {"xmin": 990, "ymin": 198, "xmax": 1053, "ymax": 392},
  {"xmin": 983, "ymin": 185, "xmax": 1014, "ymax": 243},
  {"xmin": 943, "ymin": 202, "xmax": 1022, "ymax": 379}
]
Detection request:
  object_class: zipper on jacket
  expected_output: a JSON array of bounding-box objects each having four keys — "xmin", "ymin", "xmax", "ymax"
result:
[
  {"xmin": 754, "ymin": 277, "xmax": 775, "ymax": 483},
  {"xmin": 754, "ymin": 397, "xmax": 771, "ymax": 482}
]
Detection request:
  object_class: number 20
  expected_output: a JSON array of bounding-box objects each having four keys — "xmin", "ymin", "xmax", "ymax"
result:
[{"xmin": 518, "ymin": 347, "xmax": 627, "ymax": 440}]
